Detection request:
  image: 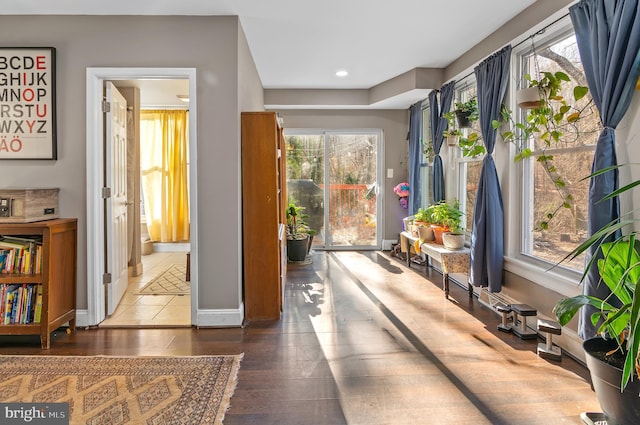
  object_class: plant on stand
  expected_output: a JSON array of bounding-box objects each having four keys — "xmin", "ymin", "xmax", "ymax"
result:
[
  {"xmin": 425, "ymin": 199, "xmax": 464, "ymax": 247},
  {"xmin": 414, "ymin": 206, "xmax": 435, "ymax": 242},
  {"xmin": 286, "ymin": 197, "xmax": 315, "ymax": 262},
  {"xmin": 553, "ymin": 165, "xmax": 640, "ymax": 424}
]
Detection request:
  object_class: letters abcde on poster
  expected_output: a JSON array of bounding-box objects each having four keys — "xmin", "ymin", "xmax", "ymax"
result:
[{"xmin": 0, "ymin": 47, "xmax": 56, "ymax": 160}]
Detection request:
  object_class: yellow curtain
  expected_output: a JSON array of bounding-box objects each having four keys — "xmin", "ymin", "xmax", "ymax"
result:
[{"xmin": 140, "ymin": 110, "xmax": 190, "ymax": 242}]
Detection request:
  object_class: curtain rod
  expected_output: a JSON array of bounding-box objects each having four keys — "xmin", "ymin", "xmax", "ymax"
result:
[{"xmin": 446, "ymin": 12, "xmax": 571, "ymax": 86}]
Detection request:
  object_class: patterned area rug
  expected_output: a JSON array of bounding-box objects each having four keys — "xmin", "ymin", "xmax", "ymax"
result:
[
  {"xmin": 136, "ymin": 264, "xmax": 190, "ymax": 295},
  {"xmin": 0, "ymin": 354, "xmax": 242, "ymax": 425}
]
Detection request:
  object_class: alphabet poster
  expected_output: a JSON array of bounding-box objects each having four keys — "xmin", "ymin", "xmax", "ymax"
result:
[{"xmin": 0, "ymin": 47, "xmax": 56, "ymax": 159}]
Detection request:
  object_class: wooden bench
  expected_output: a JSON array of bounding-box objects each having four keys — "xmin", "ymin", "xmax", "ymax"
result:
[{"xmin": 400, "ymin": 231, "xmax": 472, "ymax": 299}]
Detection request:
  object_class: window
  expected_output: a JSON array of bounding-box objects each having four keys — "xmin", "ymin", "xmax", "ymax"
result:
[
  {"xmin": 516, "ymin": 30, "xmax": 598, "ymax": 271},
  {"xmin": 453, "ymin": 81, "xmax": 481, "ymax": 235},
  {"xmin": 419, "ymin": 104, "xmax": 433, "ymax": 208}
]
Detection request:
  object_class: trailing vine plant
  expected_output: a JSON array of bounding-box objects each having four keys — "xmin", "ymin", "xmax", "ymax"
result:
[{"xmin": 493, "ymin": 70, "xmax": 594, "ymax": 230}]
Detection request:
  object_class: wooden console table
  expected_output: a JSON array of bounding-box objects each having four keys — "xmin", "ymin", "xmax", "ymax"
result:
[{"xmin": 400, "ymin": 231, "xmax": 472, "ymax": 299}]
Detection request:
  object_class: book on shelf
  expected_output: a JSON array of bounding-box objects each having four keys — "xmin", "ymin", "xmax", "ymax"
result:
[
  {"xmin": 33, "ymin": 285, "xmax": 43, "ymax": 323},
  {"xmin": 0, "ymin": 235, "xmax": 43, "ymax": 275},
  {"xmin": 0, "ymin": 283, "xmax": 41, "ymax": 325}
]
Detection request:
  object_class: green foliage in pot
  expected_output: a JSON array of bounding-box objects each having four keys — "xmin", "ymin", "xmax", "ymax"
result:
[
  {"xmin": 444, "ymin": 107, "xmax": 485, "ymax": 158},
  {"xmin": 443, "ymin": 111, "xmax": 463, "ymax": 139},
  {"xmin": 493, "ymin": 71, "xmax": 592, "ymax": 230},
  {"xmin": 554, "ymin": 165, "xmax": 640, "ymax": 391},
  {"xmin": 286, "ymin": 197, "xmax": 315, "ymax": 240},
  {"xmin": 454, "ymin": 97, "xmax": 479, "ymax": 122},
  {"xmin": 414, "ymin": 207, "xmax": 434, "ymax": 224},
  {"xmin": 427, "ymin": 199, "xmax": 464, "ymax": 234}
]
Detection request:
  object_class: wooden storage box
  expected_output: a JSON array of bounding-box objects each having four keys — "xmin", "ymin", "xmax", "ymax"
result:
[{"xmin": 0, "ymin": 188, "xmax": 59, "ymax": 223}]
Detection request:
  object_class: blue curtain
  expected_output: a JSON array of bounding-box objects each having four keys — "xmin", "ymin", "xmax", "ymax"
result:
[
  {"xmin": 569, "ymin": 0, "xmax": 640, "ymax": 339},
  {"xmin": 470, "ymin": 45, "xmax": 512, "ymax": 292},
  {"xmin": 408, "ymin": 101, "xmax": 423, "ymax": 215},
  {"xmin": 429, "ymin": 81, "xmax": 455, "ymax": 204}
]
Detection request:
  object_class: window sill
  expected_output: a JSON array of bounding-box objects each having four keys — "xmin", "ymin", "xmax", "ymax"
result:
[{"xmin": 503, "ymin": 256, "xmax": 583, "ymax": 298}]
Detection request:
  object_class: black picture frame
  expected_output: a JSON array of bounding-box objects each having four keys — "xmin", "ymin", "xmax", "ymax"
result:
[{"xmin": 0, "ymin": 47, "xmax": 57, "ymax": 160}]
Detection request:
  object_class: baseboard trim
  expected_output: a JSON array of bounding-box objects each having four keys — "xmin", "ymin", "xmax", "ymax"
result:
[
  {"xmin": 196, "ymin": 305, "xmax": 244, "ymax": 327},
  {"xmin": 382, "ymin": 239, "xmax": 398, "ymax": 250},
  {"xmin": 153, "ymin": 242, "xmax": 190, "ymax": 252},
  {"xmin": 74, "ymin": 306, "xmax": 245, "ymax": 328},
  {"xmin": 75, "ymin": 309, "xmax": 90, "ymax": 328}
]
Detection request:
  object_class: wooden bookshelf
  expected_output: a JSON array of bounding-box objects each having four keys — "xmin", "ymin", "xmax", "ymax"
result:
[
  {"xmin": 0, "ymin": 218, "xmax": 77, "ymax": 348},
  {"xmin": 241, "ymin": 112, "xmax": 286, "ymax": 320}
]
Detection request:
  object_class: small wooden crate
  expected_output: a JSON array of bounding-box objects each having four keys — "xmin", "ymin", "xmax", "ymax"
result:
[{"xmin": 0, "ymin": 188, "xmax": 59, "ymax": 223}]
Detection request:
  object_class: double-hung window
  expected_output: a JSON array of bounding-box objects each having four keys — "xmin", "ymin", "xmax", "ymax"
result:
[
  {"xmin": 515, "ymin": 28, "xmax": 598, "ymax": 272},
  {"xmin": 454, "ymin": 80, "xmax": 481, "ymax": 235},
  {"xmin": 419, "ymin": 103, "xmax": 433, "ymax": 208}
]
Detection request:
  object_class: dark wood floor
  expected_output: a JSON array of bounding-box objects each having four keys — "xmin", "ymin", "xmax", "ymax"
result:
[{"xmin": 0, "ymin": 250, "xmax": 599, "ymax": 424}]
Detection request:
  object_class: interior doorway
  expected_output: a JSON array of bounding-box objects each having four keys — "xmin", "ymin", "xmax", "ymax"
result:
[{"xmin": 86, "ymin": 68, "xmax": 198, "ymax": 327}]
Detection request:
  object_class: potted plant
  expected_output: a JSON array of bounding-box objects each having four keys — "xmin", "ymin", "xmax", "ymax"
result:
[
  {"xmin": 441, "ymin": 214, "xmax": 465, "ymax": 251},
  {"xmin": 443, "ymin": 111, "xmax": 463, "ymax": 146},
  {"xmin": 425, "ymin": 200, "xmax": 464, "ymax": 246},
  {"xmin": 444, "ymin": 104, "xmax": 485, "ymax": 157},
  {"xmin": 553, "ymin": 166, "xmax": 640, "ymax": 425},
  {"xmin": 454, "ymin": 97, "xmax": 478, "ymax": 128},
  {"xmin": 414, "ymin": 207, "xmax": 435, "ymax": 242},
  {"xmin": 493, "ymin": 70, "xmax": 591, "ymax": 230},
  {"xmin": 286, "ymin": 197, "xmax": 314, "ymax": 262}
]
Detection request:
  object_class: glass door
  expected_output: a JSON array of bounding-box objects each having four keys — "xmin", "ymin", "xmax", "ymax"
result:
[{"xmin": 285, "ymin": 130, "xmax": 381, "ymax": 250}]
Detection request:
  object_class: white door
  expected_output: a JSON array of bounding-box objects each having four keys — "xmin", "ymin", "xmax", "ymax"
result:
[{"xmin": 105, "ymin": 82, "xmax": 129, "ymax": 315}]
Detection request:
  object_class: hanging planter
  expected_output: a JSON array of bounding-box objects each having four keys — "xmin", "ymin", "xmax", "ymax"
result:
[
  {"xmin": 516, "ymin": 87, "xmax": 543, "ymax": 109},
  {"xmin": 455, "ymin": 109, "xmax": 473, "ymax": 128},
  {"xmin": 446, "ymin": 133, "xmax": 459, "ymax": 146},
  {"xmin": 453, "ymin": 97, "xmax": 478, "ymax": 129}
]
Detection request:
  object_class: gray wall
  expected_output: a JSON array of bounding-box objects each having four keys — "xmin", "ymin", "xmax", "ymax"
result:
[
  {"xmin": 275, "ymin": 109, "xmax": 410, "ymax": 242},
  {"xmin": 0, "ymin": 15, "xmax": 244, "ymax": 313}
]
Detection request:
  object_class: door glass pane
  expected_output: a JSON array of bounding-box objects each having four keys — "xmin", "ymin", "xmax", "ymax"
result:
[
  {"xmin": 326, "ymin": 133, "xmax": 378, "ymax": 247},
  {"xmin": 285, "ymin": 135, "xmax": 325, "ymax": 246}
]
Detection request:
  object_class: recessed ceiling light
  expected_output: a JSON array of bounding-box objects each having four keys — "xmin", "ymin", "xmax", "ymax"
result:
[
  {"xmin": 177, "ymin": 94, "xmax": 189, "ymax": 102},
  {"xmin": 335, "ymin": 70, "xmax": 349, "ymax": 77}
]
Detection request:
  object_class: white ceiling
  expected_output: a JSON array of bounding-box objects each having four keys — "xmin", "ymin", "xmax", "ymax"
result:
[{"xmin": 3, "ymin": 0, "xmax": 537, "ymax": 108}]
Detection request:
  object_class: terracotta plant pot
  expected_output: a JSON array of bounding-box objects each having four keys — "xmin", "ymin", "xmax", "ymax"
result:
[{"xmin": 430, "ymin": 224, "xmax": 449, "ymax": 245}]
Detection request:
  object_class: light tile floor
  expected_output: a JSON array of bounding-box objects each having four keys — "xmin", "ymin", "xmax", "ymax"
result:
[{"xmin": 99, "ymin": 252, "xmax": 191, "ymax": 328}]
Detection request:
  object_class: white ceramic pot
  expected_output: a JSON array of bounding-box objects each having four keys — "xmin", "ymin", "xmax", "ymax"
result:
[
  {"xmin": 417, "ymin": 225, "xmax": 435, "ymax": 242},
  {"xmin": 442, "ymin": 232, "xmax": 465, "ymax": 250},
  {"xmin": 516, "ymin": 87, "xmax": 542, "ymax": 109}
]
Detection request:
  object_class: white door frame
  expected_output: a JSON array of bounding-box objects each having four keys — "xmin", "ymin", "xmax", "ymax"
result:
[{"xmin": 86, "ymin": 67, "xmax": 198, "ymax": 326}]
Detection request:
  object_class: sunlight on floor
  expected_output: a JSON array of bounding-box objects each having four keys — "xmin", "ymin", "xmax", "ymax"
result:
[{"xmin": 99, "ymin": 252, "xmax": 191, "ymax": 328}]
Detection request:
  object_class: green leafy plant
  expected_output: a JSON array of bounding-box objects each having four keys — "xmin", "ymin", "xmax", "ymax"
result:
[
  {"xmin": 427, "ymin": 199, "xmax": 464, "ymax": 234},
  {"xmin": 493, "ymin": 71, "xmax": 592, "ymax": 230},
  {"xmin": 422, "ymin": 141, "xmax": 435, "ymax": 163},
  {"xmin": 414, "ymin": 207, "xmax": 434, "ymax": 224},
  {"xmin": 286, "ymin": 197, "xmax": 315, "ymax": 240},
  {"xmin": 443, "ymin": 109, "xmax": 485, "ymax": 158},
  {"xmin": 443, "ymin": 111, "xmax": 463, "ymax": 138},
  {"xmin": 454, "ymin": 97, "xmax": 479, "ymax": 122},
  {"xmin": 554, "ymin": 164, "xmax": 640, "ymax": 391}
]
